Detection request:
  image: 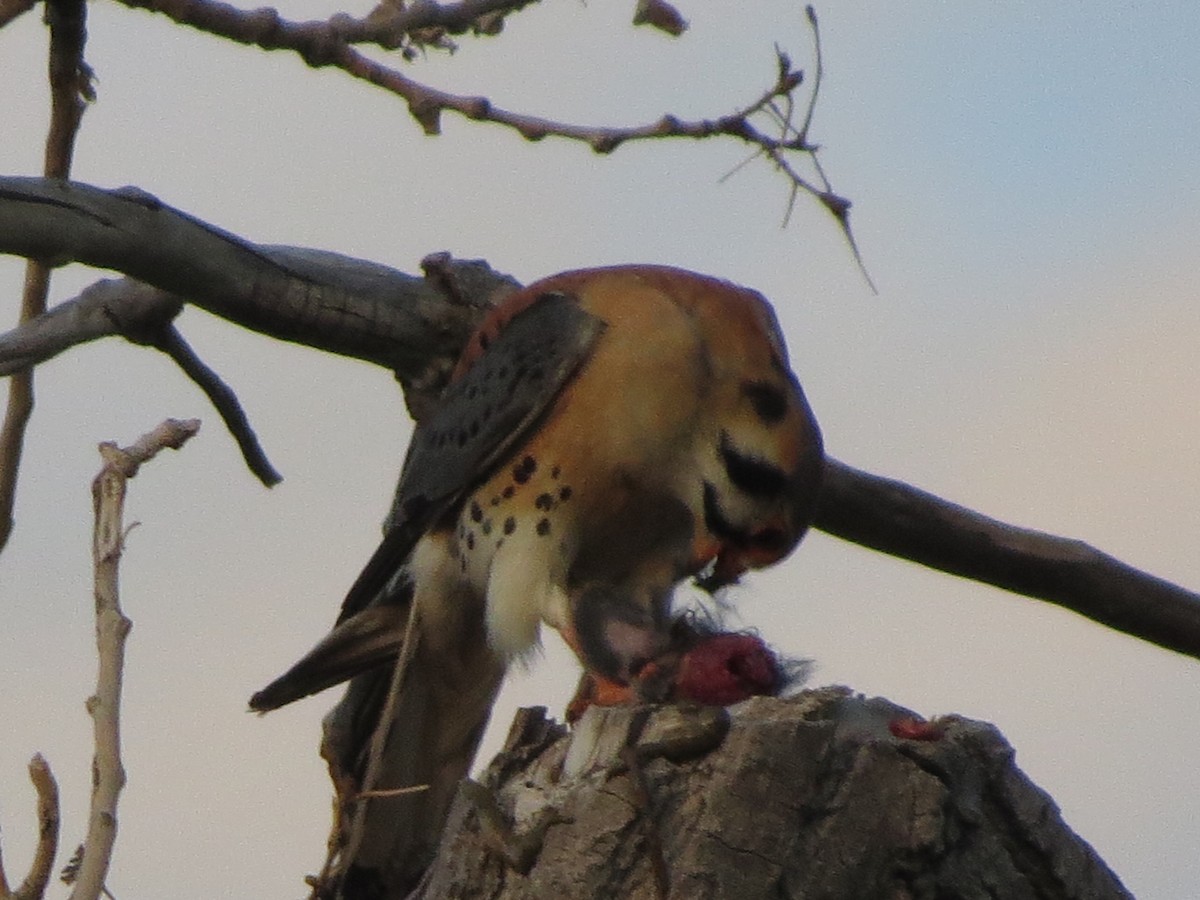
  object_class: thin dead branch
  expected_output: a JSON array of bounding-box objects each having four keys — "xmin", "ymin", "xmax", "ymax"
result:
[
  {"xmin": 103, "ymin": 0, "xmax": 855, "ymax": 247},
  {"xmin": 151, "ymin": 327, "xmax": 281, "ymax": 486},
  {"xmin": 764, "ymin": 8, "xmax": 875, "ymax": 291},
  {"xmin": 0, "ymin": 754, "xmax": 61, "ymax": 900},
  {"xmin": 330, "ymin": 31, "xmax": 826, "ymax": 161},
  {"xmin": 70, "ymin": 419, "xmax": 200, "ymax": 900},
  {"xmin": 0, "ymin": 274, "xmax": 275, "ymax": 482},
  {"xmin": 0, "ymin": 0, "xmax": 93, "ymax": 552}
]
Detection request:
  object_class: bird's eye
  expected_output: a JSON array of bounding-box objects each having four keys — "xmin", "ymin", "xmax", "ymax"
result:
[{"xmin": 741, "ymin": 380, "xmax": 789, "ymax": 424}]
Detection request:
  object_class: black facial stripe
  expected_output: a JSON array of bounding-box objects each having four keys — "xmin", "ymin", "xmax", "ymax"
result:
[
  {"xmin": 719, "ymin": 431, "xmax": 788, "ymax": 498},
  {"xmin": 741, "ymin": 380, "xmax": 789, "ymax": 424}
]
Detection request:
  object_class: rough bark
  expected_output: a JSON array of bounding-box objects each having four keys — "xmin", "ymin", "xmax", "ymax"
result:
[{"xmin": 411, "ymin": 688, "xmax": 1129, "ymax": 900}]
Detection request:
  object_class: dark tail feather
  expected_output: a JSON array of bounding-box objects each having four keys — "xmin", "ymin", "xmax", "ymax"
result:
[{"xmin": 249, "ymin": 603, "xmax": 408, "ymax": 712}]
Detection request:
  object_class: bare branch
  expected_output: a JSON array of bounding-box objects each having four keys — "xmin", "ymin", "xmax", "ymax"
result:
[
  {"xmin": 113, "ymin": 0, "xmax": 535, "ymax": 56},
  {"xmin": 796, "ymin": 5, "xmax": 822, "ymax": 145},
  {"xmin": 1, "ymin": 180, "xmax": 1194, "ymax": 661},
  {"xmin": 18, "ymin": 755, "xmax": 60, "ymax": 900},
  {"xmin": 0, "ymin": 180, "xmax": 516, "ymax": 485},
  {"xmin": 0, "ymin": 279, "xmax": 182, "ymax": 376},
  {"xmin": 0, "ymin": 0, "xmax": 93, "ymax": 553},
  {"xmin": 70, "ymin": 419, "xmax": 200, "ymax": 900},
  {"xmin": 102, "ymin": 418, "xmax": 201, "ymax": 474},
  {"xmin": 0, "ymin": 277, "xmax": 273, "ymax": 484},
  {"xmin": 329, "ymin": 38, "xmax": 811, "ymax": 155},
  {"xmin": 0, "ymin": 178, "xmax": 513, "ymax": 383},
  {"xmin": 0, "ymin": 754, "xmax": 61, "ymax": 900},
  {"xmin": 759, "ymin": 10, "xmax": 876, "ymax": 292},
  {"xmin": 101, "ymin": 0, "xmax": 854, "ymax": 239},
  {"xmin": 814, "ymin": 458, "xmax": 1200, "ymax": 660},
  {"xmin": 336, "ymin": 29, "xmax": 868, "ymax": 264},
  {"xmin": 0, "ymin": 319, "xmax": 36, "ymax": 551},
  {"xmin": 152, "ymin": 327, "xmax": 281, "ymax": 486}
]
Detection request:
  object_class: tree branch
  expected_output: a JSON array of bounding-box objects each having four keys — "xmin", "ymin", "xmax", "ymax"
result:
[
  {"xmin": 0, "ymin": 181, "xmax": 1197, "ymax": 662},
  {"xmin": 0, "ymin": 754, "xmax": 61, "ymax": 900},
  {"xmin": 0, "ymin": 0, "xmax": 92, "ymax": 552},
  {"xmin": 69, "ymin": 419, "xmax": 201, "ymax": 900},
  {"xmin": 104, "ymin": 0, "xmax": 853, "ymax": 235},
  {"xmin": 0, "ymin": 179, "xmax": 518, "ymax": 485},
  {"xmin": 0, "ymin": 178, "xmax": 514, "ymax": 386},
  {"xmin": 113, "ymin": 0, "xmax": 535, "ymax": 56},
  {"xmin": 0, "ymin": 278, "xmax": 182, "ymax": 376},
  {"xmin": 814, "ymin": 458, "xmax": 1200, "ymax": 659},
  {"xmin": 152, "ymin": 326, "xmax": 282, "ymax": 486}
]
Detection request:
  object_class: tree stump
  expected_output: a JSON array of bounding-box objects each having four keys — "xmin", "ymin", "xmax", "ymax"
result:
[{"xmin": 412, "ymin": 687, "xmax": 1130, "ymax": 899}]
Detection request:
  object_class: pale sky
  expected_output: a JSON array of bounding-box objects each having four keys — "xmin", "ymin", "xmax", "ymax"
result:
[{"xmin": 2, "ymin": 2, "xmax": 1199, "ymax": 897}]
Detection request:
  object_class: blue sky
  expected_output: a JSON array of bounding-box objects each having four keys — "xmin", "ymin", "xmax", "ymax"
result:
[{"xmin": 2, "ymin": 2, "xmax": 1199, "ymax": 897}]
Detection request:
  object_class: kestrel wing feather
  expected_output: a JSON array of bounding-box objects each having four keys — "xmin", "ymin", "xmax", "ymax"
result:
[
  {"xmin": 337, "ymin": 291, "xmax": 605, "ymax": 622},
  {"xmin": 249, "ymin": 600, "xmax": 410, "ymax": 711}
]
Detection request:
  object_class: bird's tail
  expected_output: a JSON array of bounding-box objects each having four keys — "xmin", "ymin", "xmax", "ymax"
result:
[
  {"xmin": 251, "ymin": 588, "xmax": 506, "ymax": 896},
  {"xmin": 321, "ymin": 607, "xmax": 505, "ymax": 897},
  {"xmin": 249, "ymin": 602, "xmax": 409, "ymax": 713}
]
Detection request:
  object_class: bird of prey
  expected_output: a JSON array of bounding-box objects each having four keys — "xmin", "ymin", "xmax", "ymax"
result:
[{"xmin": 250, "ymin": 265, "xmax": 825, "ymax": 895}]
